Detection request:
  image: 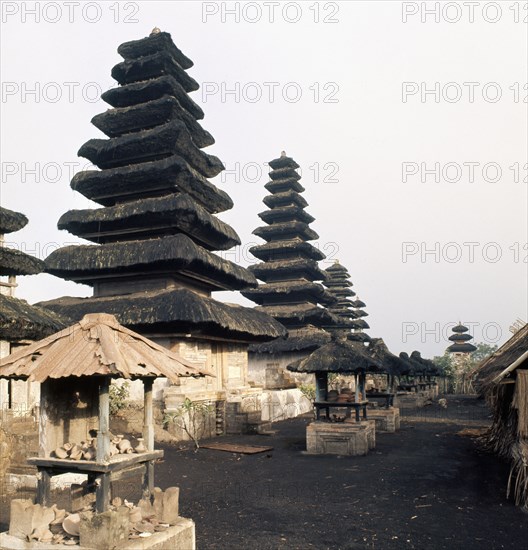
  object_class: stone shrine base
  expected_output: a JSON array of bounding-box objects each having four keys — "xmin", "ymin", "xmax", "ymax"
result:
[
  {"xmin": 367, "ymin": 407, "xmax": 400, "ymax": 433},
  {"xmin": 306, "ymin": 419, "xmax": 375, "ymax": 456},
  {"xmin": 0, "ymin": 519, "xmax": 195, "ymax": 550},
  {"xmin": 396, "ymin": 392, "xmax": 430, "ymax": 409}
]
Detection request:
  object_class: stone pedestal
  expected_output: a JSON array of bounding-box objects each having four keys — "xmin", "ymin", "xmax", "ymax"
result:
[
  {"xmin": 367, "ymin": 407, "xmax": 400, "ymax": 433},
  {"xmin": 396, "ymin": 392, "xmax": 428, "ymax": 408},
  {"xmin": 306, "ymin": 420, "xmax": 375, "ymax": 456}
]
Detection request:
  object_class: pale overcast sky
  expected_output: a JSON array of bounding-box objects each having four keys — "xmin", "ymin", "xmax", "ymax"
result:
[{"xmin": 1, "ymin": 1, "xmax": 526, "ymax": 357}]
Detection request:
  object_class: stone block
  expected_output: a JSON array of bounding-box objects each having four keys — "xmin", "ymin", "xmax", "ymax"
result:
[
  {"xmin": 8, "ymin": 499, "xmax": 54, "ymax": 541},
  {"xmin": 79, "ymin": 507, "xmax": 129, "ymax": 549},
  {"xmin": 306, "ymin": 421, "xmax": 374, "ymax": 456},
  {"xmin": 161, "ymin": 487, "xmax": 180, "ymax": 524},
  {"xmin": 368, "ymin": 408, "xmax": 400, "ymax": 433}
]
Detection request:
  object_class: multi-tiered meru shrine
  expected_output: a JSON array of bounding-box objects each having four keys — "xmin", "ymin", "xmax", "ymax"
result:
[
  {"xmin": 243, "ymin": 153, "xmax": 339, "ymax": 388},
  {"xmin": 40, "ymin": 31, "xmax": 285, "ymax": 433}
]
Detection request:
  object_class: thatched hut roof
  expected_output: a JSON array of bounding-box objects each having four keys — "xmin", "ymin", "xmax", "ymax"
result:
[
  {"xmin": 287, "ymin": 339, "xmax": 383, "ymax": 374},
  {"xmin": 58, "ymin": 193, "xmax": 240, "ymax": 250},
  {"xmin": 38, "ymin": 288, "xmax": 286, "ymax": 343},
  {"xmin": 0, "ymin": 247, "xmax": 45, "ymax": 276},
  {"xmin": 410, "ymin": 350, "xmax": 441, "ymax": 376},
  {"xmin": 368, "ymin": 338, "xmax": 409, "ymax": 376},
  {"xmin": 249, "ymin": 327, "xmax": 332, "ymax": 354},
  {"xmin": 45, "ymin": 233, "xmax": 256, "ymax": 291},
  {"xmin": 0, "ymin": 207, "xmax": 28, "ymax": 234},
  {"xmin": 398, "ymin": 352, "xmax": 422, "ymax": 375},
  {"xmin": 0, "ymin": 294, "xmax": 67, "ymax": 342},
  {"xmin": 71, "ymin": 156, "xmax": 233, "ymax": 212},
  {"xmin": 0, "ymin": 313, "xmax": 209, "ymax": 383}
]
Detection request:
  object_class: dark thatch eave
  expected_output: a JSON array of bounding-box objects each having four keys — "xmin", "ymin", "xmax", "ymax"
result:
[
  {"xmin": 117, "ymin": 32, "xmax": 193, "ymax": 69},
  {"xmin": 44, "ymin": 233, "xmax": 256, "ymax": 291},
  {"xmin": 350, "ymin": 299, "xmax": 366, "ymax": 308},
  {"xmin": 474, "ymin": 324, "xmax": 528, "ymax": 392},
  {"xmin": 57, "ymin": 193, "xmax": 240, "ymax": 251},
  {"xmin": 452, "ymin": 324, "xmax": 470, "ymax": 333},
  {"xmin": 268, "ymin": 155, "xmax": 299, "ymax": 170},
  {"xmin": 410, "ymin": 350, "xmax": 441, "ymax": 375},
  {"xmin": 347, "ymin": 332, "xmax": 372, "ymax": 343},
  {"xmin": 0, "ymin": 207, "xmax": 28, "ymax": 234},
  {"xmin": 102, "ymin": 74, "xmax": 204, "ymax": 119},
  {"xmin": 398, "ymin": 352, "xmax": 425, "ymax": 375},
  {"xmin": 368, "ymin": 338, "xmax": 409, "ymax": 376},
  {"xmin": 269, "ymin": 167, "xmax": 301, "ymax": 181},
  {"xmin": 263, "ymin": 190, "xmax": 308, "ymax": 210},
  {"xmin": 79, "ymin": 121, "xmax": 224, "ymax": 177},
  {"xmin": 258, "ymin": 206, "xmax": 315, "ymax": 225},
  {"xmin": 71, "ymin": 156, "xmax": 233, "ymax": 213},
  {"xmin": 254, "ymin": 303, "xmax": 339, "ymax": 326},
  {"xmin": 448, "ymin": 333, "xmax": 473, "ymax": 342},
  {"xmin": 0, "ymin": 294, "xmax": 67, "ymax": 342},
  {"xmin": 38, "ymin": 288, "xmax": 286, "ymax": 343},
  {"xmin": 249, "ymin": 239, "xmax": 325, "ymax": 262},
  {"xmin": 111, "ymin": 50, "xmax": 199, "ymax": 92},
  {"xmin": 0, "ymin": 247, "xmax": 45, "ymax": 276},
  {"xmin": 447, "ymin": 343, "xmax": 477, "ymax": 353},
  {"xmin": 264, "ymin": 178, "xmax": 305, "ymax": 194},
  {"xmin": 253, "ymin": 221, "xmax": 319, "ymax": 242},
  {"xmin": 287, "ymin": 339, "xmax": 383, "ymax": 374},
  {"xmin": 249, "ymin": 258, "xmax": 327, "ymax": 283},
  {"xmin": 92, "ymin": 95, "xmax": 214, "ymax": 148},
  {"xmin": 241, "ymin": 280, "xmax": 336, "ymax": 306},
  {"xmin": 249, "ymin": 327, "xmax": 332, "ymax": 354}
]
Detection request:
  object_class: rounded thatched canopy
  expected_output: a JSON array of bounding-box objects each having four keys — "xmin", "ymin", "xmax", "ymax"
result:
[
  {"xmin": 287, "ymin": 339, "xmax": 383, "ymax": 374},
  {"xmin": 368, "ymin": 338, "xmax": 409, "ymax": 376},
  {"xmin": 0, "ymin": 313, "xmax": 211, "ymax": 383},
  {"xmin": 0, "ymin": 206, "xmax": 28, "ymax": 234}
]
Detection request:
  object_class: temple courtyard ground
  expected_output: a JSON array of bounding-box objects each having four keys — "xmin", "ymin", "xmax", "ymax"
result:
[{"xmin": 1, "ymin": 395, "xmax": 527, "ymax": 549}]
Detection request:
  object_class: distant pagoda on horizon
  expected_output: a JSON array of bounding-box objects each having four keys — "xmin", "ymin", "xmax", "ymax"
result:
[
  {"xmin": 323, "ymin": 261, "xmax": 370, "ymax": 343},
  {"xmin": 39, "ymin": 31, "xmax": 285, "ymax": 426},
  {"xmin": 447, "ymin": 323, "xmax": 477, "ymax": 357},
  {"xmin": 242, "ymin": 152, "xmax": 339, "ymax": 357}
]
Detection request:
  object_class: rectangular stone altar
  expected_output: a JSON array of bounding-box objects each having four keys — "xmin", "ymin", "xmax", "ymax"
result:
[
  {"xmin": 306, "ymin": 419, "xmax": 375, "ymax": 456},
  {"xmin": 367, "ymin": 407, "xmax": 400, "ymax": 433}
]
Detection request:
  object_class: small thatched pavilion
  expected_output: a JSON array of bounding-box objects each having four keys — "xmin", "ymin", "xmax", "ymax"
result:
[{"xmin": 474, "ymin": 323, "xmax": 528, "ymax": 510}]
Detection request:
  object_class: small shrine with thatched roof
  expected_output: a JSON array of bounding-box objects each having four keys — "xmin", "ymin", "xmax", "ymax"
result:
[
  {"xmin": 0, "ymin": 312, "xmax": 207, "ymax": 548},
  {"xmin": 0, "ymin": 206, "xmax": 66, "ymax": 410},
  {"xmin": 37, "ymin": 30, "xmax": 285, "ymax": 438},
  {"xmin": 244, "ymin": 153, "xmax": 339, "ymax": 389}
]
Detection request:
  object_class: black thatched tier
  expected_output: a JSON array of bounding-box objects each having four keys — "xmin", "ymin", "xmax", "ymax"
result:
[
  {"xmin": 0, "ymin": 247, "xmax": 45, "ymax": 276},
  {"xmin": 324, "ymin": 278, "xmax": 353, "ymax": 289},
  {"xmin": 118, "ymin": 32, "xmax": 193, "ymax": 69},
  {"xmin": 263, "ymin": 190, "xmax": 308, "ymax": 209},
  {"xmin": 452, "ymin": 324, "xmax": 470, "ymax": 333},
  {"xmin": 102, "ymin": 75, "xmax": 204, "ymax": 120},
  {"xmin": 92, "ymin": 96, "xmax": 214, "ymax": 148},
  {"xmin": 269, "ymin": 155, "xmax": 299, "ymax": 170},
  {"xmin": 254, "ymin": 303, "xmax": 338, "ymax": 327},
  {"xmin": 368, "ymin": 338, "xmax": 408, "ymax": 376},
  {"xmin": 258, "ymin": 206, "xmax": 314, "ymax": 225},
  {"xmin": 447, "ymin": 342, "xmax": 477, "ymax": 353},
  {"xmin": 241, "ymin": 280, "xmax": 336, "ymax": 306},
  {"xmin": 448, "ymin": 333, "xmax": 474, "ymax": 342},
  {"xmin": 249, "ymin": 258, "xmax": 327, "ymax": 283},
  {"xmin": 112, "ymin": 50, "xmax": 199, "ymax": 91},
  {"xmin": 264, "ymin": 178, "xmax": 305, "ymax": 194},
  {"xmin": 269, "ymin": 167, "xmax": 301, "ymax": 181},
  {"xmin": 347, "ymin": 332, "xmax": 371, "ymax": 343},
  {"xmin": 0, "ymin": 207, "xmax": 28, "ymax": 234},
  {"xmin": 45, "ymin": 234, "xmax": 256, "ymax": 291},
  {"xmin": 58, "ymin": 194, "xmax": 240, "ymax": 250},
  {"xmin": 79, "ymin": 121, "xmax": 224, "ymax": 176},
  {"xmin": 38, "ymin": 288, "xmax": 286, "ymax": 343},
  {"xmin": 249, "ymin": 327, "xmax": 332, "ymax": 354},
  {"xmin": 350, "ymin": 299, "xmax": 366, "ymax": 308},
  {"xmin": 71, "ymin": 156, "xmax": 232, "ymax": 212},
  {"xmin": 253, "ymin": 221, "xmax": 319, "ymax": 242},
  {"xmin": 249, "ymin": 239, "xmax": 325, "ymax": 262},
  {"xmin": 330, "ymin": 287, "xmax": 356, "ymax": 298},
  {"xmin": 0, "ymin": 294, "xmax": 67, "ymax": 342}
]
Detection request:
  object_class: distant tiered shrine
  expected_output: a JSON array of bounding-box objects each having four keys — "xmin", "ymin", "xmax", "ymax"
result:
[
  {"xmin": 40, "ymin": 31, "xmax": 284, "ymax": 435},
  {"xmin": 447, "ymin": 323, "xmax": 477, "ymax": 364},
  {"xmin": 0, "ymin": 207, "xmax": 65, "ymax": 409},
  {"xmin": 243, "ymin": 153, "xmax": 339, "ymax": 388}
]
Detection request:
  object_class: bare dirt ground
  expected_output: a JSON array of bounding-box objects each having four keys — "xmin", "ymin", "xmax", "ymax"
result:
[{"xmin": 1, "ymin": 396, "xmax": 527, "ymax": 549}]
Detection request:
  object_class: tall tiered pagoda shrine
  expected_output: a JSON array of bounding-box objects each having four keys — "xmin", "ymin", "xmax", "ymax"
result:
[
  {"xmin": 243, "ymin": 153, "xmax": 338, "ymax": 388},
  {"xmin": 0, "ymin": 206, "xmax": 65, "ymax": 408},
  {"xmin": 447, "ymin": 323, "xmax": 477, "ymax": 362},
  {"xmin": 40, "ymin": 31, "xmax": 285, "ymax": 435},
  {"xmin": 323, "ymin": 261, "xmax": 370, "ymax": 343}
]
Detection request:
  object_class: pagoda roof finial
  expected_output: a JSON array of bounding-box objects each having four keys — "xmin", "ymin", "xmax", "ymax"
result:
[
  {"xmin": 150, "ymin": 27, "xmax": 161, "ymax": 35},
  {"xmin": 280, "ymin": 150, "xmax": 286, "ymax": 157}
]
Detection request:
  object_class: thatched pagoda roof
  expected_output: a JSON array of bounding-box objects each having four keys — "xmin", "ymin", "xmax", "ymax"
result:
[
  {"xmin": 38, "ymin": 288, "xmax": 286, "ymax": 343},
  {"xmin": 0, "ymin": 247, "xmax": 45, "ymax": 276},
  {"xmin": 72, "ymin": 156, "xmax": 232, "ymax": 212},
  {"xmin": 452, "ymin": 324, "xmax": 470, "ymax": 333},
  {"xmin": 249, "ymin": 258, "xmax": 327, "ymax": 282},
  {"xmin": 249, "ymin": 327, "xmax": 332, "ymax": 354},
  {"xmin": 92, "ymin": 95, "xmax": 214, "ymax": 148},
  {"xmin": 249, "ymin": 239, "xmax": 325, "ymax": 262},
  {"xmin": 45, "ymin": 234, "xmax": 256, "ymax": 291},
  {"xmin": 264, "ymin": 178, "xmax": 305, "ymax": 194},
  {"xmin": 0, "ymin": 207, "xmax": 28, "ymax": 234},
  {"xmin": 254, "ymin": 303, "xmax": 339, "ymax": 326},
  {"xmin": 117, "ymin": 32, "xmax": 193, "ymax": 68},
  {"xmin": 287, "ymin": 339, "xmax": 383, "ymax": 374},
  {"xmin": 268, "ymin": 155, "xmax": 299, "ymax": 170},
  {"xmin": 58, "ymin": 193, "xmax": 240, "ymax": 250},
  {"xmin": 447, "ymin": 342, "xmax": 477, "ymax": 353},
  {"xmin": 263, "ymin": 190, "xmax": 308, "ymax": 210},
  {"xmin": 347, "ymin": 332, "xmax": 372, "ymax": 343},
  {"xmin": 253, "ymin": 221, "xmax": 319, "ymax": 242},
  {"xmin": 258, "ymin": 206, "xmax": 315, "ymax": 225},
  {"xmin": 269, "ymin": 166, "xmax": 301, "ymax": 181},
  {"xmin": 448, "ymin": 333, "xmax": 474, "ymax": 342},
  {"xmin": 0, "ymin": 294, "xmax": 67, "ymax": 342},
  {"xmin": 0, "ymin": 313, "xmax": 209, "ymax": 383},
  {"xmin": 242, "ymin": 280, "xmax": 336, "ymax": 306}
]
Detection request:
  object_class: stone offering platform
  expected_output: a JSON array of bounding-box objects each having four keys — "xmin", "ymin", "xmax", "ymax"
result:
[
  {"xmin": 306, "ymin": 419, "xmax": 375, "ymax": 456},
  {"xmin": 367, "ymin": 407, "xmax": 400, "ymax": 433},
  {"xmin": 0, "ymin": 518, "xmax": 195, "ymax": 550}
]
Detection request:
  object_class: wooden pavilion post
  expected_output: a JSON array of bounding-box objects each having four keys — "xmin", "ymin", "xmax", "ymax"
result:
[
  {"xmin": 96, "ymin": 377, "xmax": 111, "ymax": 512},
  {"xmin": 143, "ymin": 378, "xmax": 155, "ymax": 496}
]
